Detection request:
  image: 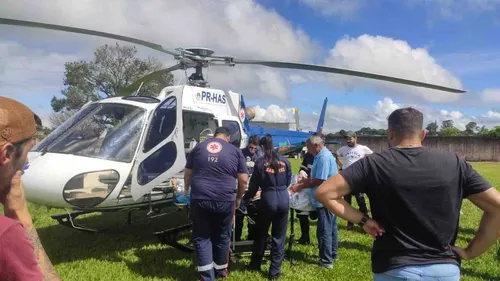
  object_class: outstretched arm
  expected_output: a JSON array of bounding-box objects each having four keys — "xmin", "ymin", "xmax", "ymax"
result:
[{"xmin": 3, "ymin": 171, "xmax": 60, "ymax": 281}]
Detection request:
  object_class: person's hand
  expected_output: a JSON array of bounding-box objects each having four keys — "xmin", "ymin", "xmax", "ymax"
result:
[
  {"xmin": 2, "ymin": 171, "xmax": 30, "ymax": 220},
  {"xmin": 452, "ymin": 246, "xmax": 471, "ymax": 260},
  {"xmin": 236, "ymin": 198, "xmax": 242, "ymax": 209},
  {"xmin": 291, "ymin": 184, "xmax": 302, "ymax": 193},
  {"xmin": 362, "ymin": 219, "xmax": 385, "ymax": 239},
  {"xmin": 256, "ymin": 190, "xmax": 262, "ymax": 197}
]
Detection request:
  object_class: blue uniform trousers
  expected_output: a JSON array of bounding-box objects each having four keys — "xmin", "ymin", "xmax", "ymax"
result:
[
  {"xmin": 190, "ymin": 199, "xmax": 234, "ymax": 281},
  {"xmin": 248, "ymin": 188, "xmax": 289, "ymax": 279}
]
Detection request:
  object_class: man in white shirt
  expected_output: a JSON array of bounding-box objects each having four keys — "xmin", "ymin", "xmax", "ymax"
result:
[{"xmin": 336, "ymin": 131, "xmax": 372, "ymax": 230}]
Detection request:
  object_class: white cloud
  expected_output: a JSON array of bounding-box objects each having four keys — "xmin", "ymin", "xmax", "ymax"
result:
[
  {"xmin": 321, "ymin": 34, "xmax": 464, "ymax": 103},
  {"xmin": 252, "ymin": 97, "xmax": 500, "ymax": 133},
  {"xmin": 252, "ymin": 104, "xmax": 295, "ymax": 122},
  {"xmin": 0, "ymin": 40, "xmax": 82, "ymax": 97},
  {"xmin": 480, "ymin": 88, "xmax": 500, "ymax": 104},
  {"xmin": 405, "ymin": 0, "xmax": 500, "ymax": 21},
  {"xmin": 0, "ymin": 0, "xmax": 320, "ymax": 101},
  {"xmin": 298, "ymin": 0, "xmax": 365, "ymax": 18}
]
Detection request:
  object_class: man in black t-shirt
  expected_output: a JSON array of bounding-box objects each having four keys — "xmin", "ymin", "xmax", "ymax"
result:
[{"xmin": 315, "ymin": 107, "xmax": 500, "ymax": 280}]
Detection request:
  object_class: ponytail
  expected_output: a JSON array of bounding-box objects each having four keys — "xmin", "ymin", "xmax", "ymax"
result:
[{"xmin": 259, "ymin": 134, "xmax": 280, "ymax": 173}]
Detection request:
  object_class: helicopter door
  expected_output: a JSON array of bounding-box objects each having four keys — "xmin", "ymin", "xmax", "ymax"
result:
[{"xmin": 130, "ymin": 92, "xmax": 185, "ymax": 200}]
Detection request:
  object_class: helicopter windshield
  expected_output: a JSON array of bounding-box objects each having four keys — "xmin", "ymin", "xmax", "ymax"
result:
[{"xmin": 34, "ymin": 103, "xmax": 147, "ymax": 163}]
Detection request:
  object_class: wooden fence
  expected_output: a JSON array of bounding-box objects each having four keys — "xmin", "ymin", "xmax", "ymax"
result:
[{"xmin": 326, "ymin": 136, "xmax": 500, "ymax": 162}]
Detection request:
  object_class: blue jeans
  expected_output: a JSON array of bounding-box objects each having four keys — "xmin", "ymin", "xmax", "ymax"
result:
[
  {"xmin": 316, "ymin": 207, "xmax": 338, "ymax": 267},
  {"xmin": 373, "ymin": 263, "xmax": 460, "ymax": 281}
]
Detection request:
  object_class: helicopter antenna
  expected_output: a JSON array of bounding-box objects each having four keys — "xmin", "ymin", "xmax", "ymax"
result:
[{"xmin": 132, "ymin": 82, "xmax": 144, "ymax": 96}]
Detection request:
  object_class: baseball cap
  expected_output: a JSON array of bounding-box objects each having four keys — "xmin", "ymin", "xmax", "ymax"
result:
[
  {"xmin": 345, "ymin": 131, "xmax": 357, "ymax": 137},
  {"xmin": 0, "ymin": 96, "xmax": 39, "ymax": 146}
]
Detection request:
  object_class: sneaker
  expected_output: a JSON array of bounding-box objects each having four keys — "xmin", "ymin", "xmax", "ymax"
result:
[{"xmin": 319, "ymin": 262, "xmax": 333, "ymax": 269}]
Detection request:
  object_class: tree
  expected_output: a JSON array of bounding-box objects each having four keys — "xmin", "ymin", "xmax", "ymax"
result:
[
  {"xmin": 52, "ymin": 43, "xmax": 174, "ymax": 112},
  {"xmin": 483, "ymin": 126, "xmax": 500, "ymax": 138},
  {"xmin": 464, "ymin": 121, "xmax": 479, "ymax": 135},
  {"xmin": 439, "ymin": 127, "xmax": 462, "ymax": 136},
  {"xmin": 441, "ymin": 120, "xmax": 454, "ymax": 130},
  {"xmin": 426, "ymin": 121, "xmax": 438, "ymax": 136},
  {"xmin": 49, "ymin": 109, "xmax": 78, "ymax": 128}
]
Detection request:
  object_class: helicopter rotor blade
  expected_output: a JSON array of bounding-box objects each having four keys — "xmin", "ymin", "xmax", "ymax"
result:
[
  {"xmin": 232, "ymin": 59, "xmax": 466, "ymax": 94},
  {"xmin": 0, "ymin": 17, "xmax": 181, "ymax": 57},
  {"xmin": 118, "ymin": 63, "xmax": 185, "ymax": 96}
]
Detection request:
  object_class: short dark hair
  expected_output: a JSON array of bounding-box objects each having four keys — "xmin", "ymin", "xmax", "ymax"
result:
[
  {"xmin": 387, "ymin": 107, "xmax": 423, "ymax": 137},
  {"xmin": 248, "ymin": 135, "xmax": 259, "ymax": 146},
  {"xmin": 214, "ymin": 126, "xmax": 230, "ymax": 137},
  {"xmin": 312, "ymin": 132, "xmax": 326, "ymax": 142}
]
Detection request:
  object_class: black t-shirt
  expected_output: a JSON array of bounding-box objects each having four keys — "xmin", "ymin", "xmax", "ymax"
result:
[
  {"xmin": 299, "ymin": 152, "xmax": 315, "ymax": 177},
  {"xmin": 340, "ymin": 146, "xmax": 491, "ymax": 273}
]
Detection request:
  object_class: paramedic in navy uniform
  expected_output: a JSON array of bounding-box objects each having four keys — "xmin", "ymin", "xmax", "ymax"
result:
[
  {"xmin": 243, "ymin": 134, "xmax": 292, "ymax": 280},
  {"xmin": 235, "ymin": 134, "xmax": 260, "ymax": 241},
  {"xmin": 183, "ymin": 127, "xmax": 249, "ymax": 281}
]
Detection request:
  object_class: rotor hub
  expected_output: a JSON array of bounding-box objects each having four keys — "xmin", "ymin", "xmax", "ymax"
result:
[{"xmin": 185, "ymin": 47, "xmax": 214, "ymax": 57}]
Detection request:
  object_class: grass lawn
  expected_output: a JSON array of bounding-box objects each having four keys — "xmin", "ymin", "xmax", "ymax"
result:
[{"xmin": 7, "ymin": 160, "xmax": 500, "ymax": 280}]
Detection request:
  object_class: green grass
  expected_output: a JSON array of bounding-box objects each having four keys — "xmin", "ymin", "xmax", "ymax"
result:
[{"xmin": 12, "ymin": 160, "xmax": 500, "ymax": 280}]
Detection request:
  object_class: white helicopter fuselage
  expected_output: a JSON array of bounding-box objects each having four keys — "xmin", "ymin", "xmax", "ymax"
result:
[{"xmin": 22, "ymin": 85, "xmax": 249, "ymax": 210}]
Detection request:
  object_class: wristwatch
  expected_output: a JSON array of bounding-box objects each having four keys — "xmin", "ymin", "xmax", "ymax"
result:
[{"xmin": 358, "ymin": 214, "xmax": 370, "ymax": 226}]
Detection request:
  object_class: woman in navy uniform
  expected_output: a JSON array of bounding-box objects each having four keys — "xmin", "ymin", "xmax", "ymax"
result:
[{"xmin": 243, "ymin": 134, "xmax": 292, "ymax": 280}]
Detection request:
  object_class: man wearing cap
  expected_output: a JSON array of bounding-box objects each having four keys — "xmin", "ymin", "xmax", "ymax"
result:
[
  {"xmin": 336, "ymin": 131, "xmax": 372, "ymax": 230},
  {"xmin": 0, "ymin": 96, "xmax": 60, "ymax": 280},
  {"xmin": 184, "ymin": 126, "xmax": 248, "ymax": 281}
]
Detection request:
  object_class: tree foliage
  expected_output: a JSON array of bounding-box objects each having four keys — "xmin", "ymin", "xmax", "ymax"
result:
[
  {"xmin": 426, "ymin": 122, "xmax": 438, "ymax": 136},
  {"xmin": 51, "ymin": 43, "xmax": 174, "ymax": 112}
]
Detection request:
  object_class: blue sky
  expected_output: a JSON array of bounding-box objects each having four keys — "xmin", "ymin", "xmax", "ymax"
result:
[{"xmin": 1, "ymin": 0, "xmax": 500, "ymax": 132}]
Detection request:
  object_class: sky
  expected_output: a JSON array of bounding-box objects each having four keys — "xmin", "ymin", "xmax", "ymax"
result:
[{"xmin": 2, "ymin": 0, "xmax": 500, "ymax": 133}]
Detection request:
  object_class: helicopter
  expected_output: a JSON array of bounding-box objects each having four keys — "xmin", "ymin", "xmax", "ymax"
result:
[{"xmin": 0, "ymin": 18, "xmax": 466, "ymax": 236}]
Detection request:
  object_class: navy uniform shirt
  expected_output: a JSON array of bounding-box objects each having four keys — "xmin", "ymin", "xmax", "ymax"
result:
[
  {"xmin": 186, "ymin": 138, "xmax": 248, "ymax": 201},
  {"xmin": 241, "ymin": 147, "xmax": 258, "ymax": 175},
  {"xmin": 243, "ymin": 155, "xmax": 292, "ymax": 201}
]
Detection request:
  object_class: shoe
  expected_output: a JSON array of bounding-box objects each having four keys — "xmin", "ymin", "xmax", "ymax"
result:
[
  {"xmin": 319, "ymin": 262, "xmax": 333, "ymax": 269},
  {"xmin": 346, "ymin": 223, "xmax": 353, "ymax": 231},
  {"xmin": 295, "ymin": 237, "xmax": 311, "ymax": 245}
]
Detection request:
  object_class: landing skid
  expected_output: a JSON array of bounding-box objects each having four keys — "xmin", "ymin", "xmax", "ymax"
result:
[
  {"xmin": 52, "ymin": 210, "xmax": 100, "ymax": 233},
  {"xmin": 50, "ymin": 199, "xmax": 181, "ymax": 234}
]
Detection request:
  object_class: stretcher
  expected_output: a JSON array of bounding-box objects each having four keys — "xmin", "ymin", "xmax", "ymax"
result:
[
  {"xmin": 229, "ymin": 195, "xmax": 297, "ymax": 265},
  {"xmin": 154, "ymin": 177, "xmax": 298, "ymax": 266}
]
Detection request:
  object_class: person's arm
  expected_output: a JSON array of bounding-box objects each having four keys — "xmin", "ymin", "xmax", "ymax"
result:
[
  {"xmin": 315, "ymin": 159, "xmax": 384, "ymax": 239},
  {"xmin": 452, "ymin": 161, "xmax": 500, "ymax": 260},
  {"xmin": 0, "ymin": 223, "xmax": 44, "ymax": 281},
  {"xmin": 236, "ymin": 150, "xmax": 249, "ymax": 201},
  {"xmin": 183, "ymin": 150, "xmax": 195, "ymax": 198},
  {"xmin": 184, "ymin": 169, "xmax": 192, "ymax": 198},
  {"xmin": 291, "ymin": 155, "xmax": 326, "ymax": 192},
  {"xmin": 3, "ymin": 171, "xmax": 61, "ymax": 281},
  {"xmin": 283, "ymin": 158, "xmax": 292, "ymax": 187},
  {"xmin": 332, "ymin": 151, "xmax": 343, "ymax": 170},
  {"xmin": 243, "ymin": 163, "xmax": 260, "ymax": 201}
]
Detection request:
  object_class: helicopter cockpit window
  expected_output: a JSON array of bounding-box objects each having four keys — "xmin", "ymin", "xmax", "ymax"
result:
[
  {"xmin": 182, "ymin": 111, "xmax": 217, "ymax": 151},
  {"xmin": 42, "ymin": 103, "xmax": 146, "ymax": 163},
  {"xmin": 222, "ymin": 120, "xmax": 241, "ymax": 147},
  {"xmin": 143, "ymin": 96, "xmax": 177, "ymax": 153},
  {"xmin": 33, "ymin": 103, "xmax": 100, "ymax": 153}
]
